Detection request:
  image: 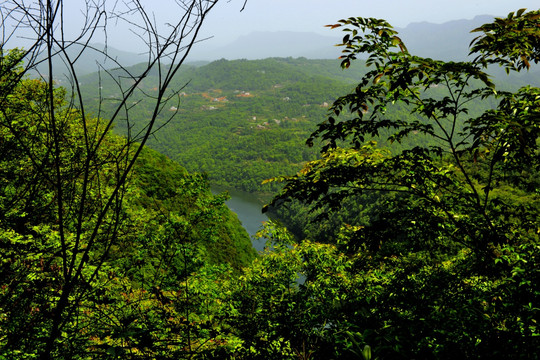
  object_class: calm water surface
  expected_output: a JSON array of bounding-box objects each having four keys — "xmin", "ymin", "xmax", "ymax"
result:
[
  {"xmin": 214, "ymin": 188, "xmax": 269, "ymax": 252},
  {"xmin": 218, "ymin": 188, "xmax": 304, "ymax": 283}
]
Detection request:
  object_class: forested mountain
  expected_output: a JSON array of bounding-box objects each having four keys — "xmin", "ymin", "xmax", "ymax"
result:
[
  {"xmin": 2, "ymin": 4, "xmax": 539, "ymax": 358},
  {"xmin": 1, "ymin": 47, "xmax": 256, "ymax": 358},
  {"xmin": 76, "ymin": 58, "xmax": 361, "ymax": 194},
  {"xmin": 78, "ymin": 56, "xmax": 539, "ymax": 196}
]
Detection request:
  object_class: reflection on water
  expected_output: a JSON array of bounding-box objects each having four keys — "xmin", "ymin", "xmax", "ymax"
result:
[
  {"xmin": 216, "ymin": 188, "xmax": 305, "ymax": 283},
  {"xmin": 213, "ymin": 188, "xmax": 269, "ymax": 252}
]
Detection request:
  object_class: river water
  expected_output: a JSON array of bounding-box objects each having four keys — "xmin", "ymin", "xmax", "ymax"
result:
[
  {"xmin": 214, "ymin": 188, "xmax": 269, "ymax": 252},
  {"xmin": 219, "ymin": 188, "xmax": 305, "ymax": 284}
]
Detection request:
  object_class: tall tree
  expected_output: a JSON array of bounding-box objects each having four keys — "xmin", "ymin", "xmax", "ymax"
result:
[
  {"xmin": 263, "ymin": 9, "xmax": 540, "ymax": 358},
  {"xmin": 0, "ymin": 1, "xmax": 238, "ymax": 358}
]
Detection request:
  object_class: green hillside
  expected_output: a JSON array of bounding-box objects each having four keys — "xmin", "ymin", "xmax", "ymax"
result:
[
  {"xmin": 131, "ymin": 146, "xmax": 257, "ymax": 268},
  {"xmin": 78, "ymin": 58, "xmax": 358, "ymax": 194},
  {"xmin": 78, "ymin": 57, "xmax": 539, "ymax": 197},
  {"xmin": 0, "ymin": 53, "xmax": 257, "ymax": 358},
  {"xmin": 2, "ymin": 8, "xmax": 539, "ymax": 359}
]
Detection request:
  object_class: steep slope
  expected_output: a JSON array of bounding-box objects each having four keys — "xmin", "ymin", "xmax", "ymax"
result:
[
  {"xmin": 0, "ymin": 70, "xmax": 256, "ymax": 358},
  {"xmin": 131, "ymin": 146, "xmax": 257, "ymax": 268},
  {"xmin": 79, "ymin": 58, "xmax": 355, "ymax": 194},
  {"xmin": 78, "ymin": 56, "xmax": 539, "ymax": 197}
]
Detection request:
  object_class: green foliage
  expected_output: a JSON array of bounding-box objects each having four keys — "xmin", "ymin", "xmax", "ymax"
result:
[
  {"xmin": 3, "ymin": 9, "xmax": 540, "ymax": 360},
  {"xmin": 0, "ymin": 52, "xmax": 255, "ymax": 358},
  {"xmin": 262, "ymin": 10, "xmax": 540, "ymax": 358},
  {"xmin": 76, "ymin": 58, "xmax": 371, "ymax": 194},
  {"xmin": 470, "ymin": 8, "xmax": 540, "ymax": 72}
]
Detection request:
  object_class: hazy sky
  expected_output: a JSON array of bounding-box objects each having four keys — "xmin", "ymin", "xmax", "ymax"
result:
[
  {"xmin": 150, "ymin": 0, "xmax": 540, "ymax": 53},
  {"xmin": 5, "ymin": 1, "xmax": 539, "ymax": 52},
  {"xmin": 204, "ymin": 0, "xmax": 540, "ymax": 34},
  {"xmin": 202, "ymin": 0, "xmax": 539, "ymax": 37}
]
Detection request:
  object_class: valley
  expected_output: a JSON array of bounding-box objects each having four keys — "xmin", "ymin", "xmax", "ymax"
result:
[
  {"xmin": 78, "ymin": 56, "xmax": 539, "ymax": 200},
  {"xmin": 2, "ymin": 8, "xmax": 539, "ymax": 358}
]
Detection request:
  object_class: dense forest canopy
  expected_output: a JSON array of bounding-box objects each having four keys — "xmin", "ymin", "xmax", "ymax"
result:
[
  {"xmin": 1, "ymin": 2, "xmax": 539, "ymax": 359},
  {"xmin": 76, "ymin": 57, "xmax": 359, "ymax": 195},
  {"xmin": 0, "ymin": 47, "xmax": 256, "ymax": 358},
  {"xmin": 263, "ymin": 10, "xmax": 540, "ymax": 358},
  {"xmin": 76, "ymin": 56, "xmax": 539, "ymax": 197}
]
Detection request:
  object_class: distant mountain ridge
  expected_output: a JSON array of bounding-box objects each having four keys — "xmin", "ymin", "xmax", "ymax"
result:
[
  {"xmin": 31, "ymin": 43, "xmax": 148, "ymax": 77},
  {"xmin": 26, "ymin": 14, "xmax": 510, "ymax": 76},
  {"xmin": 36, "ymin": 14, "xmax": 501, "ymax": 74},
  {"xmin": 397, "ymin": 15, "xmax": 495, "ymax": 60},
  {"xmin": 188, "ymin": 31, "xmax": 341, "ymax": 60},
  {"xmin": 186, "ymin": 15, "xmax": 497, "ymax": 61}
]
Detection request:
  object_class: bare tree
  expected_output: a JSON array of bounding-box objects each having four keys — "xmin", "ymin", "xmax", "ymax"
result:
[{"xmin": 0, "ymin": 0, "xmax": 236, "ymax": 358}]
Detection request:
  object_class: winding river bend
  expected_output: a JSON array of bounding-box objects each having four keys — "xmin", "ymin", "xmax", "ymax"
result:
[{"xmin": 214, "ymin": 188, "xmax": 269, "ymax": 252}]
